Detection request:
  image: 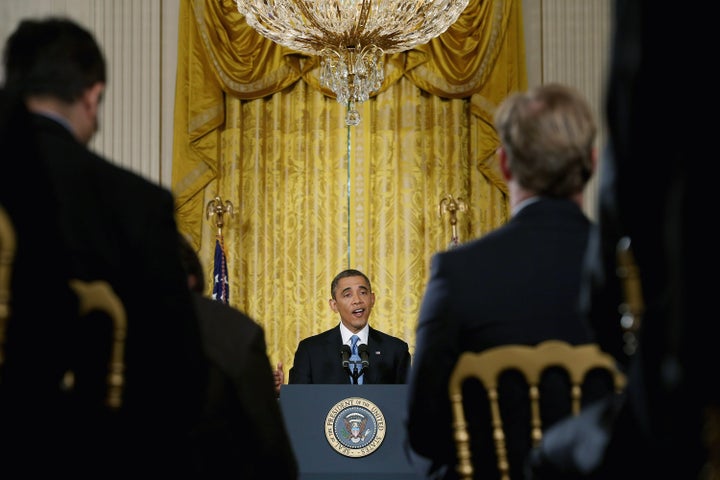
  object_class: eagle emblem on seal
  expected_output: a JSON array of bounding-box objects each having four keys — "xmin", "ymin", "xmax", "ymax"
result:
[{"xmin": 343, "ymin": 412, "xmax": 369, "ymax": 443}]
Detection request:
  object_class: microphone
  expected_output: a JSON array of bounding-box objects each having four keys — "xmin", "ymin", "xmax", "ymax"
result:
[
  {"xmin": 358, "ymin": 343, "xmax": 370, "ymax": 368},
  {"xmin": 341, "ymin": 344, "xmax": 351, "ymax": 368}
]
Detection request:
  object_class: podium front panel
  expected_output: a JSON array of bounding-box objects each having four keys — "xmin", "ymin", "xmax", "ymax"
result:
[{"xmin": 279, "ymin": 384, "xmax": 422, "ymax": 480}]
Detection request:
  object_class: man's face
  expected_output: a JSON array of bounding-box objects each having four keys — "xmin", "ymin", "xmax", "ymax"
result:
[{"xmin": 329, "ymin": 275, "xmax": 375, "ymax": 333}]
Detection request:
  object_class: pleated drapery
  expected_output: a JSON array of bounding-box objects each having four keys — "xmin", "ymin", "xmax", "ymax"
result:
[{"xmin": 172, "ymin": 0, "xmax": 527, "ymax": 368}]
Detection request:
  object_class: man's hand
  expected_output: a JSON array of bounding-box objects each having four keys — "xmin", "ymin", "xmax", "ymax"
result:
[{"xmin": 273, "ymin": 362, "xmax": 284, "ymax": 396}]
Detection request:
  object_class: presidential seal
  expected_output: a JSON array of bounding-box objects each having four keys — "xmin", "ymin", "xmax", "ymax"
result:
[{"xmin": 325, "ymin": 397, "xmax": 386, "ymax": 458}]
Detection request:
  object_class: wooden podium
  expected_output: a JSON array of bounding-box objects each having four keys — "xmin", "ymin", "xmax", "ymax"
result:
[{"xmin": 279, "ymin": 384, "xmax": 423, "ymax": 480}]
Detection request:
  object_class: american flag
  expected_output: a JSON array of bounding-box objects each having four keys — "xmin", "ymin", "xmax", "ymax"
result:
[{"xmin": 212, "ymin": 237, "xmax": 229, "ymax": 303}]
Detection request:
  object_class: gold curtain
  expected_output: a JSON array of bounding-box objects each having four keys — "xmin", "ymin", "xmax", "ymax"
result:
[{"xmin": 172, "ymin": 0, "xmax": 527, "ymax": 368}]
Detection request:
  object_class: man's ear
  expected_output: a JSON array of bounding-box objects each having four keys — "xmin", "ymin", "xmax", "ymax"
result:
[
  {"xmin": 329, "ymin": 298, "xmax": 339, "ymax": 313},
  {"xmin": 498, "ymin": 146, "xmax": 512, "ymax": 181},
  {"xmin": 187, "ymin": 273, "xmax": 199, "ymax": 292},
  {"xmin": 83, "ymin": 82, "xmax": 105, "ymax": 112}
]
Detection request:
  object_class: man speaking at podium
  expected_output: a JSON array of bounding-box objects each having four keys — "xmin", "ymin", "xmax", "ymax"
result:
[{"xmin": 284, "ymin": 269, "xmax": 411, "ymax": 385}]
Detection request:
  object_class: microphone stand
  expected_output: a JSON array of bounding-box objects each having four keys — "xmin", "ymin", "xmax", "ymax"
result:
[
  {"xmin": 341, "ymin": 345, "xmax": 352, "ymax": 380},
  {"xmin": 342, "ymin": 344, "xmax": 369, "ymax": 384},
  {"xmin": 349, "ymin": 363, "xmax": 368, "ymax": 384},
  {"xmin": 350, "ymin": 364, "xmax": 360, "ymax": 384}
]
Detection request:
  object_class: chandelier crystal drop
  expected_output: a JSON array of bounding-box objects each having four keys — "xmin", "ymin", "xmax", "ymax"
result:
[{"xmin": 235, "ymin": 0, "xmax": 469, "ymax": 126}]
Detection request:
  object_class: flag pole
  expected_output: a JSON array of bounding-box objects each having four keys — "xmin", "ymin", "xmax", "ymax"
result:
[
  {"xmin": 206, "ymin": 196, "xmax": 234, "ymax": 238},
  {"xmin": 206, "ymin": 196, "xmax": 234, "ymax": 303},
  {"xmin": 438, "ymin": 194, "xmax": 467, "ymax": 249}
]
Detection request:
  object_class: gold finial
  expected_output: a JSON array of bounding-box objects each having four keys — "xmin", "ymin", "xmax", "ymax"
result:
[
  {"xmin": 438, "ymin": 194, "xmax": 467, "ymax": 248},
  {"xmin": 206, "ymin": 196, "xmax": 234, "ymax": 237}
]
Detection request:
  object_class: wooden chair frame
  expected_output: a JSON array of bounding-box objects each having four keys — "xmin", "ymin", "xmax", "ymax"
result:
[
  {"xmin": 0, "ymin": 205, "xmax": 16, "ymax": 375},
  {"xmin": 0, "ymin": 204, "xmax": 127, "ymax": 408},
  {"xmin": 449, "ymin": 340, "xmax": 626, "ymax": 480},
  {"xmin": 68, "ymin": 279, "xmax": 128, "ymax": 410}
]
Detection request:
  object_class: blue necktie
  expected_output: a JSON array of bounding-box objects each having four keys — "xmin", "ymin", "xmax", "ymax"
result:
[{"xmin": 349, "ymin": 334, "xmax": 363, "ymax": 384}]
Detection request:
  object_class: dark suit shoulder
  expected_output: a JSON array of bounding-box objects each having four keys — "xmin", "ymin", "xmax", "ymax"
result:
[
  {"xmin": 192, "ymin": 293, "xmax": 267, "ymax": 375},
  {"xmin": 193, "ymin": 294, "xmax": 262, "ymax": 347},
  {"xmin": 31, "ymin": 112, "xmax": 173, "ymax": 203}
]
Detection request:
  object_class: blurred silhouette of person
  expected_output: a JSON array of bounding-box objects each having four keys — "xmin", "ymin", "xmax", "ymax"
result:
[
  {"xmin": 406, "ymin": 83, "xmax": 607, "ymax": 480},
  {"xmin": 527, "ymin": 1, "xmax": 715, "ymax": 479},
  {"xmin": 0, "ymin": 87, "xmax": 85, "ymax": 474},
  {"xmin": 177, "ymin": 233, "xmax": 298, "ymax": 478},
  {"xmin": 2, "ymin": 17, "xmax": 207, "ymax": 475}
]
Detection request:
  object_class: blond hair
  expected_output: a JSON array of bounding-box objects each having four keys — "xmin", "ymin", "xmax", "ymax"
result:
[{"xmin": 494, "ymin": 83, "xmax": 596, "ymax": 197}]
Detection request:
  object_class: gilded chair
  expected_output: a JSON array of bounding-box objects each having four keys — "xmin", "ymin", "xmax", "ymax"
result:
[
  {"xmin": 68, "ymin": 279, "xmax": 128, "ymax": 410},
  {"xmin": 448, "ymin": 340, "xmax": 626, "ymax": 480},
  {"xmin": 0, "ymin": 205, "xmax": 16, "ymax": 376},
  {"xmin": 1, "ymin": 202, "xmax": 126, "ymax": 410}
]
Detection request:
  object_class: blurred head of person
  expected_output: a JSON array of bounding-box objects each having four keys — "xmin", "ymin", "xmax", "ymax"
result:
[
  {"xmin": 494, "ymin": 83, "xmax": 597, "ymax": 206},
  {"xmin": 3, "ymin": 17, "xmax": 107, "ymax": 145}
]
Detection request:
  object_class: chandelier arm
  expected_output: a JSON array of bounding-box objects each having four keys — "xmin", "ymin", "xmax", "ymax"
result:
[
  {"xmin": 294, "ymin": 1, "xmax": 340, "ymax": 46},
  {"xmin": 351, "ymin": 0, "xmax": 372, "ymax": 44}
]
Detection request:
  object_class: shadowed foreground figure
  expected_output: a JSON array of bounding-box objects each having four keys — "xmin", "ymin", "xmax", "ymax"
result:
[
  {"xmin": 0, "ymin": 88, "xmax": 84, "ymax": 477},
  {"xmin": 177, "ymin": 233, "xmax": 298, "ymax": 478},
  {"xmin": 527, "ymin": 1, "xmax": 715, "ymax": 478},
  {"xmin": 1, "ymin": 17, "xmax": 207, "ymax": 475}
]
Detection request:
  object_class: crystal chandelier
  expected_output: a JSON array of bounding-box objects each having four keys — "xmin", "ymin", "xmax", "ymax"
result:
[{"xmin": 235, "ymin": 0, "xmax": 469, "ymax": 126}]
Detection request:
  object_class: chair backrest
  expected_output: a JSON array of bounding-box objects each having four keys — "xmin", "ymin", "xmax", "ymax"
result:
[
  {"xmin": 0, "ymin": 205, "xmax": 16, "ymax": 374},
  {"xmin": 448, "ymin": 340, "xmax": 626, "ymax": 480},
  {"xmin": 68, "ymin": 279, "xmax": 128, "ymax": 410}
]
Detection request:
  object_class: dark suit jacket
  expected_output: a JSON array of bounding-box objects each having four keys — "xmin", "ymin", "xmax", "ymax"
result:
[
  {"xmin": 189, "ymin": 293, "xmax": 298, "ymax": 478},
  {"xmin": 528, "ymin": 3, "xmax": 712, "ymax": 480},
  {"xmin": 0, "ymin": 91, "xmax": 83, "ymax": 474},
  {"xmin": 406, "ymin": 198, "xmax": 600, "ymax": 480},
  {"xmin": 26, "ymin": 113, "xmax": 207, "ymax": 475},
  {"xmin": 593, "ymin": 3, "xmax": 710, "ymax": 478},
  {"xmin": 600, "ymin": 2, "xmax": 713, "ymax": 477},
  {"xmin": 288, "ymin": 325, "xmax": 410, "ymax": 384}
]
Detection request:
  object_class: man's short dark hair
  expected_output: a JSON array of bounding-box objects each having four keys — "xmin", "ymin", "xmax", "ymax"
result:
[
  {"xmin": 3, "ymin": 17, "xmax": 106, "ymax": 102},
  {"xmin": 330, "ymin": 269, "xmax": 372, "ymax": 299}
]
